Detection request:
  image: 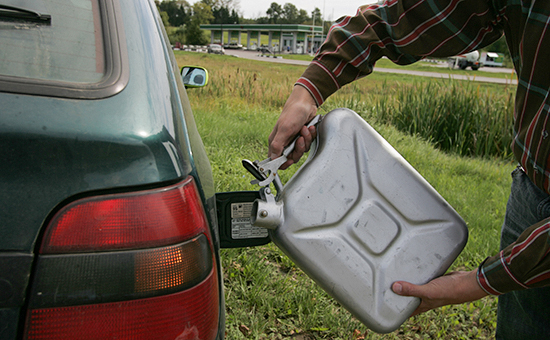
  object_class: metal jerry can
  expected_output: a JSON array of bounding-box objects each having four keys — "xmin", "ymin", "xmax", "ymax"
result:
[{"xmin": 244, "ymin": 108, "xmax": 468, "ymax": 333}]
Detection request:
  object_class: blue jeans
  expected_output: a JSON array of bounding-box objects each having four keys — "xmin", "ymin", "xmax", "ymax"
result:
[{"xmin": 495, "ymin": 167, "xmax": 550, "ymax": 339}]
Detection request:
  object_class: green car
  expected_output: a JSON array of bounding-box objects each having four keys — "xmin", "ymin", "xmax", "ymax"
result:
[{"xmin": 0, "ymin": 1, "xmax": 266, "ymax": 339}]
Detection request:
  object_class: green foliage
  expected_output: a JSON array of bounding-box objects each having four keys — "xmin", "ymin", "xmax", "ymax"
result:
[
  {"xmin": 167, "ymin": 25, "xmax": 186, "ymax": 45},
  {"xmin": 156, "ymin": 0, "xmax": 190, "ymax": 27},
  {"xmin": 369, "ymin": 80, "xmax": 515, "ymax": 159},
  {"xmin": 179, "ymin": 2, "xmax": 213, "ymax": 45},
  {"xmin": 266, "ymin": 2, "xmax": 283, "ymax": 23},
  {"xmin": 282, "ymin": 3, "xmax": 298, "ymax": 23},
  {"xmin": 311, "ymin": 7, "xmax": 322, "ymax": 23},
  {"xmin": 191, "ymin": 2, "xmax": 214, "ymax": 24},
  {"xmin": 159, "ymin": 11, "xmax": 170, "ymax": 28},
  {"xmin": 157, "ymin": 0, "xmax": 213, "ymax": 45},
  {"xmin": 185, "ymin": 21, "xmax": 209, "ymax": 45},
  {"xmin": 212, "ymin": 6, "xmax": 240, "ymax": 24}
]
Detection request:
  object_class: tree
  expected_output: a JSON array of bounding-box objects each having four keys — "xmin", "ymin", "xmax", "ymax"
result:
[
  {"xmin": 311, "ymin": 7, "xmax": 322, "ymax": 24},
  {"xmin": 266, "ymin": 2, "xmax": 283, "ymax": 23},
  {"xmin": 185, "ymin": 20, "xmax": 208, "ymax": 45},
  {"xmin": 255, "ymin": 16, "xmax": 270, "ymax": 24},
  {"xmin": 157, "ymin": 0, "xmax": 190, "ymax": 27},
  {"xmin": 170, "ymin": 26, "xmax": 186, "ymax": 45},
  {"xmin": 282, "ymin": 3, "xmax": 298, "ymax": 23},
  {"xmin": 159, "ymin": 11, "xmax": 170, "ymax": 28},
  {"xmin": 297, "ymin": 9, "xmax": 309, "ymax": 24},
  {"xmin": 230, "ymin": 9, "xmax": 240, "ymax": 23},
  {"xmin": 202, "ymin": 0, "xmax": 240, "ymax": 13},
  {"xmin": 212, "ymin": 5, "xmax": 240, "ymax": 24},
  {"xmin": 182, "ymin": 2, "xmax": 213, "ymax": 45},
  {"xmin": 191, "ymin": 2, "xmax": 214, "ymax": 24}
]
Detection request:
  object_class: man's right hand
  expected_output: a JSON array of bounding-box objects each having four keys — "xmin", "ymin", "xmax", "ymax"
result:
[
  {"xmin": 392, "ymin": 270, "xmax": 489, "ymax": 316},
  {"xmin": 268, "ymin": 85, "xmax": 318, "ymax": 169}
]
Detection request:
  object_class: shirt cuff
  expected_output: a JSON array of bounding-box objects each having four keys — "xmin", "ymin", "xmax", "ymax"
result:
[
  {"xmin": 296, "ymin": 61, "xmax": 342, "ymax": 107},
  {"xmin": 477, "ymin": 252, "xmax": 529, "ymax": 295}
]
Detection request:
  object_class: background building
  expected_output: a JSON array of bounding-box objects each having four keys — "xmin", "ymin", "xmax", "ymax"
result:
[{"xmin": 200, "ymin": 24, "xmax": 324, "ymax": 54}]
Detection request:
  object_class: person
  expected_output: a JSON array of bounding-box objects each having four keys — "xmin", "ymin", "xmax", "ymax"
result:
[{"xmin": 267, "ymin": 0, "xmax": 550, "ymax": 338}]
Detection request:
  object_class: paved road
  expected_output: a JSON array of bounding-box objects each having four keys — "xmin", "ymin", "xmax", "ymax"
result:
[{"xmin": 227, "ymin": 50, "xmax": 518, "ymax": 85}]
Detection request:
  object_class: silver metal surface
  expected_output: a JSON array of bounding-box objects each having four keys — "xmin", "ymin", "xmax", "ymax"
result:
[{"xmin": 252, "ymin": 108, "xmax": 468, "ymax": 333}]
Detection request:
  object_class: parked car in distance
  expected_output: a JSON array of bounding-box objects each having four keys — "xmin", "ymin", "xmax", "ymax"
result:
[
  {"xmin": 208, "ymin": 43, "xmax": 225, "ymax": 54},
  {"xmin": 0, "ymin": 0, "xmax": 267, "ymax": 339},
  {"xmin": 224, "ymin": 42, "xmax": 243, "ymax": 49}
]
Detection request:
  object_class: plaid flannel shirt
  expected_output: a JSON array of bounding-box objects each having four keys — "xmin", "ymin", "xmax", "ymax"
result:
[{"xmin": 296, "ymin": 0, "xmax": 550, "ymax": 294}]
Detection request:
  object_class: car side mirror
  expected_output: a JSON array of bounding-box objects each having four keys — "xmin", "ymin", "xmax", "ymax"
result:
[
  {"xmin": 181, "ymin": 66, "xmax": 208, "ymax": 88},
  {"xmin": 215, "ymin": 191, "xmax": 271, "ymax": 248}
]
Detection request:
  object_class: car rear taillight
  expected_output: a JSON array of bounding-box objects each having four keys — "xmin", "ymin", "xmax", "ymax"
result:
[{"xmin": 24, "ymin": 177, "xmax": 220, "ymax": 340}]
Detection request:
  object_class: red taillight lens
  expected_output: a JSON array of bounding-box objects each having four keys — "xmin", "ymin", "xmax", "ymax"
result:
[
  {"xmin": 24, "ymin": 271, "xmax": 219, "ymax": 340},
  {"xmin": 41, "ymin": 176, "xmax": 208, "ymax": 253},
  {"xmin": 25, "ymin": 177, "xmax": 221, "ymax": 340}
]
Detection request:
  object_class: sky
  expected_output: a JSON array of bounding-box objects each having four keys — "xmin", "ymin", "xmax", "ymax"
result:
[
  {"xmin": 190, "ymin": 0, "xmax": 376, "ymax": 22},
  {"xmin": 236, "ymin": 0, "xmax": 375, "ymax": 21}
]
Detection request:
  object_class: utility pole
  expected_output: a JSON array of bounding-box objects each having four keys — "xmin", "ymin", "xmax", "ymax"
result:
[
  {"xmin": 322, "ymin": 0, "xmax": 325, "ymax": 37},
  {"xmin": 311, "ymin": 10, "xmax": 316, "ymax": 55}
]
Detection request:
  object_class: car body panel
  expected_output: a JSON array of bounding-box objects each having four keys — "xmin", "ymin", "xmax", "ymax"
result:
[{"xmin": 0, "ymin": 0, "xmax": 222, "ymax": 338}]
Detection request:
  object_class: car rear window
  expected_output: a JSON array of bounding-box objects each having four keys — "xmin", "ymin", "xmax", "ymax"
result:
[{"xmin": 0, "ymin": 0, "xmax": 128, "ymax": 99}]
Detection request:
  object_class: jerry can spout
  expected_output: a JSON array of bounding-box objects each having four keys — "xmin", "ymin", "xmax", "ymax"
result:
[{"xmin": 251, "ymin": 187, "xmax": 284, "ymax": 230}]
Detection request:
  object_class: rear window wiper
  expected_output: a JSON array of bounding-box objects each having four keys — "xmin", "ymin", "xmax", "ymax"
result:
[{"xmin": 0, "ymin": 1, "xmax": 51, "ymax": 24}]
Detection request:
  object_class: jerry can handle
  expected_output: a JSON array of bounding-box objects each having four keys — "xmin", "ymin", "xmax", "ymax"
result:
[{"xmin": 242, "ymin": 115, "xmax": 323, "ymax": 190}]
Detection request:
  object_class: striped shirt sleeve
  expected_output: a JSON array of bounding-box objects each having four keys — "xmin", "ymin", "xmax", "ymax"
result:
[
  {"xmin": 297, "ymin": 0, "xmax": 504, "ymax": 105},
  {"xmin": 477, "ymin": 219, "xmax": 550, "ymax": 295}
]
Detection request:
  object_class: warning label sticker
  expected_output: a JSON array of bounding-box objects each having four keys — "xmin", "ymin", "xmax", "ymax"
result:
[
  {"xmin": 231, "ymin": 202, "xmax": 254, "ymax": 219},
  {"xmin": 231, "ymin": 202, "xmax": 268, "ymax": 239}
]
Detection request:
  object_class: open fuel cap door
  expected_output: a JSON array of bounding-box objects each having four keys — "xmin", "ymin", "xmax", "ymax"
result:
[{"xmin": 250, "ymin": 108, "xmax": 468, "ymax": 333}]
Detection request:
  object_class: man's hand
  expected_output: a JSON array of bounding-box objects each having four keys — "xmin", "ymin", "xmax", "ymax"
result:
[
  {"xmin": 392, "ymin": 270, "xmax": 488, "ymax": 316},
  {"xmin": 268, "ymin": 85, "xmax": 318, "ymax": 169}
]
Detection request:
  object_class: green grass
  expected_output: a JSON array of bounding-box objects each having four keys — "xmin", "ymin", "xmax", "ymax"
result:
[{"xmin": 176, "ymin": 51, "xmax": 516, "ymax": 339}]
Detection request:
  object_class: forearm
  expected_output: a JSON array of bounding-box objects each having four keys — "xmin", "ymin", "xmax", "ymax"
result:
[{"xmin": 393, "ymin": 270, "xmax": 488, "ymax": 316}]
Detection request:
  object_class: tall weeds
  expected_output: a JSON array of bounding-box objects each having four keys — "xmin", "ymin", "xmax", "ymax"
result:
[
  {"xmin": 366, "ymin": 80, "xmax": 515, "ymax": 159},
  {"xmin": 202, "ymin": 67, "xmax": 290, "ymax": 108}
]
